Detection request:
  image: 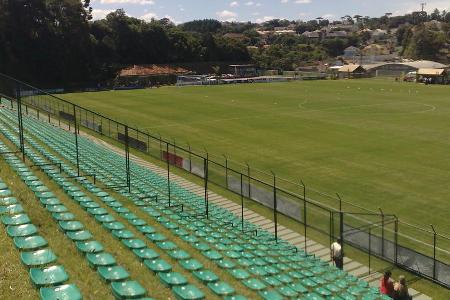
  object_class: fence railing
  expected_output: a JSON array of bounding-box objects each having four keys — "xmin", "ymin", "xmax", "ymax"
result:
[{"xmin": 0, "ymin": 72, "xmax": 449, "ymax": 289}]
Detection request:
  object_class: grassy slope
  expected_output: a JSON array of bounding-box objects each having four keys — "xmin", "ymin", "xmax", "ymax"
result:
[{"xmin": 64, "ymin": 79, "xmax": 450, "ymax": 235}]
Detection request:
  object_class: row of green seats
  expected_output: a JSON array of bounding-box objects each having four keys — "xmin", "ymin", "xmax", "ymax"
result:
[{"xmin": 0, "ymin": 141, "xmax": 82, "ymax": 300}]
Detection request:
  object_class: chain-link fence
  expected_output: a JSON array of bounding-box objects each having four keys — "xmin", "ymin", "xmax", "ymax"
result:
[{"xmin": 1, "ymin": 72, "xmax": 449, "ymax": 289}]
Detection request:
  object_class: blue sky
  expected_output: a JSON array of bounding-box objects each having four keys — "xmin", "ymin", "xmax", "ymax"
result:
[{"xmin": 90, "ymin": 0, "xmax": 450, "ymax": 23}]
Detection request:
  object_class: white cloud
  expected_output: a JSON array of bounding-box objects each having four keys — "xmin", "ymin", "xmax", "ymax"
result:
[
  {"xmin": 216, "ymin": 10, "xmax": 238, "ymax": 21},
  {"xmin": 230, "ymin": 1, "xmax": 239, "ymax": 7},
  {"xmin": 321, "ymin": 13, "xmax": 334, "ymax": 19},
  {"xmin": 245, "ymin": 1, "xmax": 254, "ymax": 5},
  {"xmin": 100, "ymin": 0, "xmax": 154, "ymax": 4},
  {"xmin": 255, "ymin": 16, "xmax": 276, "ymax": 23},
  {"xmin": 92, "ymin": 9, "xmax": 114, "ymax": 20},
  {"xmin": 281, "ymin": 0, "xmax": 289, "ymax": 3},
  {"xmin": 141, "ymin": 12, "xmax": 158, "ymax": 21},
  {"xmin": 295, "ymin": 0, "xmax": 311, "ymax": 3}
]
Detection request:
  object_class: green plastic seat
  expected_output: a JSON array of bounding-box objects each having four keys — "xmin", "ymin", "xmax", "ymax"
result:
[
  {"xmin": 289, "ymin": 281, "xmax": 308, "ymax": 293},
  {"xmin": 179, "ymin": 259, "xmax": 203, "ymax": 271},
  {"xmin": 229, "ymin": 269, "xmax": 251, "ymax": 280},
  {"xmin": 46, "ymin": 205, "xmax": 68, "ymax": 213},
  {"xmin": 80, "ymin": 201, "xmax": 99, "ymax": 209},
  {"xmin": 98, "ymin": 266, "xmax": 130, "ymax": 282},
  {"xmin": 103, "ymin": 221, "xmax": 125, "ymax": 231},
  {"xmin": 87, "ymin": 252, "xmax": 117, "ymax": 268},
  {"xmin": 75, "ymin": 241, "xmax": 104, "ymax": 254},
  {"xmin": 207, "ymin": 281, "xmax": 235, "ymax": 296},
  {"xmin": 168, "ymin": 249, "xmax": 191, "ymax": 260},
  {"xmin": 7, "ymin": 224, "xmax": 38, "ymax": 237},
  {"xmin": 216, "ymin": 259, "xmax": 236, "ymax": 269},
  {"xmin": 133, "ymin": 248, "xmax": 159, "ymax": 261},
  {"xmin": 0, "ymin": 204, "xmax": 24, "ymax": 215},
  {"xmin": 278, "ymin": 286, "xmax": 298, "ymax": 297},
  {"xmin": 21, "ymin": 249, "xmax": 57, "ymax": 267},
  {"xmin": 0, "ymin": 182, "xmax": 7, "ymax": 190},
  {"xmin": 40, "ymin": 198, "xmax": 60, "ymax": 207},
  {"xmin": 36, "ymin": 192, "xmax": 55, "ymax": 199},
  {"xmin": 52, "ymin": 212, "xmax": 75, "ymax": 221},
  {"xmin": 87, "ymin": 208, "xmax": 108, "ymax": 216},
  {"xmin": 14, "ymin": 235, "xmax": 48, "ymax": 250},
  {"xmin": 66, "ymin": 230, "xmax": 93, "ymax": 241},
  {"xmin": 258, "ymin": 290, "xmax": 284, "ymax": 300},
  {"xmin": 158, "ymin": 272, "xmax": 188, "ymax": 287},
  {"xmin": 242, "ymin": 278, "xmax": 267, "ymax": 291},
  {"xmin": 202, "ymin": 250, "xmax": 222, "ymax": 260},
  {"xmin": 129, "ymin": 218, "xmax": 146, "ymax": 226},
  {"xmin": 112, "ymin": 230, "xmax": 135, "ymax": 240},
  {"xmin": 263, "ymin": 276, "xmax": 282, "ymax": 287},
  {"xmin": 156, "ymin": 241, "xmax": 177, "ymax": 251},
  {"xmin": 224, "ymin": 296, "xmax": 247, "ymax": 300},
  {"xmin": 39, "ymin": 284, "xmax": 82, "ymax": 300},
  {"xmin": 95, "ymin": 214, "xmax": 115, "ymax": 223},
  {"xmin": 172, "ymin": 284, "xmax": 205, "ymax": 300},
  {"xmin": 1, "ymin": 213, "xmax": 31, "ymax": 226},
  {"xmin": 144, "ymin": 259, "xmax": 172, "ymax": 273},
  {"xmin": 30, "ymin": 265, "xmax": 69, "ymax": 287},
  {"xmin": 122, "ymin": 238, "xmax": 146, "ymax": 249},
  {"xmin": 111, "ymin": 281, "xmax": 146, "ymax": 299},
  {"xmin": 0, "ymin": 197, "xmax": 18, "ymax": 206},
  {"xmin": 136, "ymin": 225, "xmax": 155, "ymax": 234},
  {"xmin": 59, "ymin": 221, "xmax": 84, "ymax": 232},
  {"xmin": 192, "ymin": 270, "xmax": 219, "ymax": 283},
  {"xmin": 305, "ymin": 292, "xmax": 326, "ymax": 300},
  {"xmin": 147, "ymin": 233, "xmax": 166, "ymax": 242},
  {"xmin": 339, "ymin": 293, "xmax": 356, "ymax": 300},
  {"xmin": 0, "ymin": 189, "xmax": 13, "ymax": 197}
]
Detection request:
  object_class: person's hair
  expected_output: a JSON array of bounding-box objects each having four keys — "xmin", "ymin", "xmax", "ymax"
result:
[
  {"xmin": 399, "ymin": 275, "xmax": 406, "ymax": 285},
  {"xmin": 337, "ymin": 237, "xmax": 342, "ymax": 243},
  {"xmin": 384, "ymin": 270, "xmax": 392, "ymax": 278}
]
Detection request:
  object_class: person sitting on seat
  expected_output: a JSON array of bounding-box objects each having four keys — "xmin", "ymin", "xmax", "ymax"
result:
[
  {"xmin": 379, "ymin": 270, "xmax": 394, "ymax": 298},
  {"xmin": 394, "ymin": 275, "xmax": 411, "ymax": 300}
]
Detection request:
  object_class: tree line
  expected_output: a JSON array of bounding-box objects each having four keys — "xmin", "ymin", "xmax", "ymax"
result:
[{"xmin": 0, "ymin": 1, "xmax": 448, "ymax": 87}]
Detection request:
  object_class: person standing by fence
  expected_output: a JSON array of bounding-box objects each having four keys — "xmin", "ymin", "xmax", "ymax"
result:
[{"xmin": 331, "ymin": 238, "xmax": 343, "ymax": 270}]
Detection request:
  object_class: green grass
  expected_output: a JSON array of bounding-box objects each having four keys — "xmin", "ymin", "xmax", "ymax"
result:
[{"xmin": 63, "ymin": 79, "xmax": 450, "ymax": 236}]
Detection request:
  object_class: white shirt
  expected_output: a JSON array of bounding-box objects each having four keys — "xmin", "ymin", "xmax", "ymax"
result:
[{"xmin": 331, "ymin": 242, "xmax": 342, "ymax": 258}]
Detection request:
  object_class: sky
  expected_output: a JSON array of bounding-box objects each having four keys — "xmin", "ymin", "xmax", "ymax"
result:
[{"xmin": 90, "ymin": 0, "xmax": 450, "ymax": 24}]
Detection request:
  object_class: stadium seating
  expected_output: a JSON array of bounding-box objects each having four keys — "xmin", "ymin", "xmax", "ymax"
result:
[
  {"xmin": 0, "ymin": 105, "xmax": 394, "ymax": 299},
  {"xmin": 0, "ymin": 146, "xmax": 82, "ymax": 300}
]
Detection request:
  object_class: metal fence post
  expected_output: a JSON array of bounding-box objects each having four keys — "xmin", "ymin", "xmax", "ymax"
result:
[
  {"xmin": 240, "ymin": 173, "xmax": 244, "ymax": 231},
  {"xmin": 223, "ymin": 154, "xmax": 228, "ymax": 188},
  {"xmin": 340, "ymin": 211, "xmax": 344, "ymax": 258},
  {"xmin": 271, "ymin": 171, "xmax": 278, "ymax": 242},
  {"xmin": 187, "ymin": 143, "xmax": 192, "ymax": 173},
  {"xmin": 124, "ymin": 125, "xmax": 131, "ymax": 193},
  {"xmin": 204, "ymin": 151, "xmax": 209, "ymax": 219},
  {"xmin": 16, "ymin": 84, "xmax": 25, "ymax": 162},
  {"xmin": 379, "ymin": 208, "xmax": 385, "ymax": 257},
  {"xmin": 73, "ymin": 105, "xmax": 80, "ymax": 176},
  {"xmin": 301, "ymin": 180, "xmax": 307, "ymax": 252},
  {"xmin": 369, "ymin": 227, "xmax": 372, "ymax": 274},
  {"xmin": 431, "ymin": 224, "xmax": 436, "ymax": 280},
  {"xmin": 166, "ymin": 143, "xmax": 171, "ymax": 206},
  {"xmin": 246, "ymin": 162, "xmax": 251, "ymax": 199},
  {"xmin": 394, "ymin": 216, "xmax": 398, "ymax": 266}
]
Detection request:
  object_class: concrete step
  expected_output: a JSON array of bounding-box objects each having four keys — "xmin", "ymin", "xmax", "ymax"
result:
[
  {"xmin": 344, "ymin": 261, "xmax": 363, "ymax": 272},
  {"xmin": 413, "ymin": 294, "xmax": 432, "ymax": 300},
  {"xmin": 349, "ymin": 266, "xmax": 369, "ymax": 277}
]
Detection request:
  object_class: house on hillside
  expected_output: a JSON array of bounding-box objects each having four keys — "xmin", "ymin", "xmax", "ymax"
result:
[
  {"xmin": 325, "ymin": 31, "xmax": 347, "ymax": 38},
  {"xmin": 343, "ymin": 46, "xmax": 361, "ymax": 58},
  {"xmin": 302, "ymin": 31, "xmax": 321, "ymax": 39},
  {"xmin": 338, "ymin": 65, "xmax": 366, "ymax": 78},
  {"xmin": 363, "ymin": 44, "xmax": 390, "ymax": 56}
]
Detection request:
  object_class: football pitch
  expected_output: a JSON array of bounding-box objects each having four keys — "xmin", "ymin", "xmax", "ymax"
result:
[{"xmin": 64, "ymin": 79, "xmax": 450, "ymax": 235}]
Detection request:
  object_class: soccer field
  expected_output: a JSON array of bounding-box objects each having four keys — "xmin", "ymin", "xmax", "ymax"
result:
[{"xmin": 64, "ymin": 79, "xmax": 450, "ymax": 234}]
